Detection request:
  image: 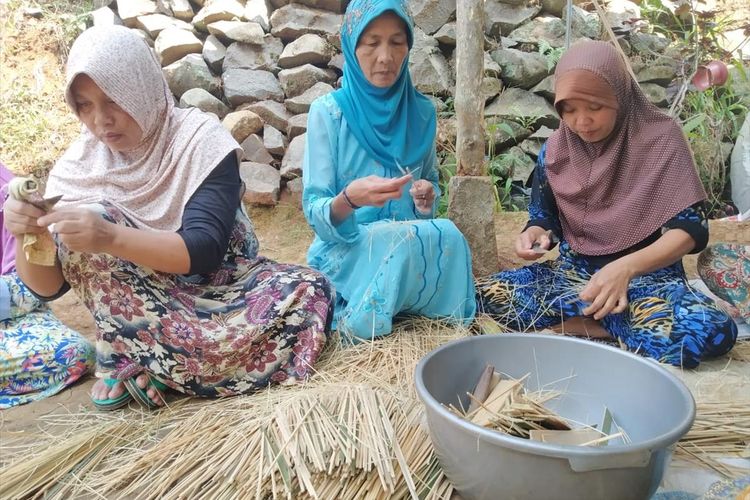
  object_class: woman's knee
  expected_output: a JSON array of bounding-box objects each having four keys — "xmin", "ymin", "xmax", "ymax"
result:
[
  {"xmin": 284, "ymin": 265, "xmax": 336, "ymax": 308},
  {"xmin": 669, "ymin": 313, "xmax": 738, "ymax": 368},
  {"xmin": 702, "ymin": 315, "xmax": 738, "ymax": 358}
]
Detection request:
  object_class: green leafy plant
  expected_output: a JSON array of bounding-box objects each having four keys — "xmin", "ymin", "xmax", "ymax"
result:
[
  {"xmin": 483, "ymin": 116, "xmax": 540, "ymax": 212},
  {"xmin": 488, "ymin": 120, "xmax": 516, "ymax": 139},
  {"xmin": 496, "ymin": 177, "xmax": 522, "ymax": 212},
  {"xmin": 538, "ymin": 40, "xmax": 564, "ymax": 71},
  {"xmin": 438, "ymin": 96, "xmax": 455, "ymax": 118},
  {"xmin": 435, "ymin": 150, "xmax": 456, "ymax": 218},
  {"xmin": 639, "ymin": 0, "xmax": 740, "ymax": 60},
  {"xmin": 639, "ymin": 0, "xmax": 749, "ymax": 215},
  {"xmin": 488, "ymin": 149, "xmax": 532, "ymax": 212},
  {"xmin": 680, "ymin": 84, "xmax": 747, "ymax": 214}
]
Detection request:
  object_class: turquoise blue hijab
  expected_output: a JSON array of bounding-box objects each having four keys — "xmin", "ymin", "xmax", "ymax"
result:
[{"xmin": 333, "ymin": 0, "xmax": 437, "ymax": 172}]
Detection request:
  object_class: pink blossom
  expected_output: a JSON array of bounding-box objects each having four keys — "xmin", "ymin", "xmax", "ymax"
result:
[{"xmin": 101, "ymin": 280, "xmax": 145, "ymax": 321}]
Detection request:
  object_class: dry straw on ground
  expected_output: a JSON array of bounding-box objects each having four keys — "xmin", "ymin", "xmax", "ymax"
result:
[
  {"xmin": 677, "ymin": 401, "xmax": 750, "ymax": 477},
  {"xmin": 729, "ymin": 338, "xmax": 750, "ymax": 363},
  {"xmin": 1, "ymin": 326, "xmax": 748, "ymax": 499},
  {"xmin": 0, "ymin": 321, "xmax": 466, "ymax": 500}
]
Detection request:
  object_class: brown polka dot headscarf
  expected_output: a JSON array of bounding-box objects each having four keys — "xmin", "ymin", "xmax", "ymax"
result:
[{"xmin": 545, "ymin": 40, "xmax": 706, "ymax": 256}]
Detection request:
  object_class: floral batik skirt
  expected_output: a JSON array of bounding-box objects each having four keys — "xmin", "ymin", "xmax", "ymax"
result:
[
  {"xmin": 475, "ymin": 241, "xmax": 738, "ymax": 369},
  {"xmin": 58, "ymin": 203, "xmax": 334, "ymax": 397},
  {"xmin": 0, "ymin": 273, "xmax": 94, "ymax": 409},
  {"xmin": 698, "ymin": 243, "xmax": 750, "ymax": 321}
]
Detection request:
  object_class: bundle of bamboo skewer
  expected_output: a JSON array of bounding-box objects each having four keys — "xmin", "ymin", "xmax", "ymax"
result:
[{"xmin": 0, "ymin": 321, "xmax": 466, "ymax": 500}]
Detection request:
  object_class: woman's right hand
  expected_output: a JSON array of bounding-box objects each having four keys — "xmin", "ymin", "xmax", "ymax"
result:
[
  {"xmin": 515, "ymin": 226, "xmax": 553, "ymax": 260},
  {"xmin": 2, "ymin": 197, "xmax": 48, "ymax": 238},
  {"xmin": 345, "ymin": 174, "xmax": 412, "ymax": 207}
]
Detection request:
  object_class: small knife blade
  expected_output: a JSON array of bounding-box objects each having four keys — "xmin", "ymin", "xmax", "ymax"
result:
[{"xmin": 29, "ymin": 194, "xmax": 63, "ymax": 212}]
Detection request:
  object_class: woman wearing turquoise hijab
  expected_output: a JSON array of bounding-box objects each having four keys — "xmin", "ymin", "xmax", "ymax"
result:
[{"xmin": 303, "ymin": 0, "xmax": 476, "ymax": 340}]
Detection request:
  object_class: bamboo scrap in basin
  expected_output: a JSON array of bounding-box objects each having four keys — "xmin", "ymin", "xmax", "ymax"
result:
[
  {"xmin": 467, "ymin": 364, "xmax": 495, "ymax": 413},
  {"xmin": 469, "ymin": 378, "xmax": 523, "ymax": 427},
  {"xmin": 459, "ymin": 366, "xmax": 628, "ymax": 446},
  {"xmin": 529, "ymin": 429, "xmax": 602, "ymax": 446}
]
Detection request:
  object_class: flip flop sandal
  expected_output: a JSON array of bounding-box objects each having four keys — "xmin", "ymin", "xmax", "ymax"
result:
[
  {"xmin": 123, "ymin": 375, "xmax": 168, "ymax": 409},
  {"xmin": 91, "ymin": 378, "xmax": 133, "ymax": 410}
]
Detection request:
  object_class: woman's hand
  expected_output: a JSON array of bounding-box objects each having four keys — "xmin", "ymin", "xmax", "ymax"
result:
[
  {"xmin": 38, "ymin": 208, "xmax": 116, "ymax": 254},
  {"xmin": 345, "ymin": 174, "xmax": 412, "ymax": 207},
  {"xmin": 2, "ymin": 197, "xmax": 48, "ymax": 238},
  {"xmin": 580, "ymin": 260, "xmax": 633, "ymax": 320},
  {"xmin": 409, "ymin": 179, "xmax": 435, "ymax": 214},
  {"xmin": 515, "ymin": 226, "xmax": 554, "ymax": 260}
]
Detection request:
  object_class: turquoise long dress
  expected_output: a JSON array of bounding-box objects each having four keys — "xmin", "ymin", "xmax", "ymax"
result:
[{"xmin": 303, "ymin": 94, "xmax": 476, "ymax": 340}]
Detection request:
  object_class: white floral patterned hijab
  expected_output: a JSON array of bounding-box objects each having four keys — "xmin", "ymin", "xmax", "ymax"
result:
[{"xmin": 45, "ymin": 25, "xmax": 241, "ymax": 231}]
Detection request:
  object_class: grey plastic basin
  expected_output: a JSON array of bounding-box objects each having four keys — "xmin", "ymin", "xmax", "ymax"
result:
[{"xmin": 414, "ymin": 334, "xmax": 695, "ymax": 500}]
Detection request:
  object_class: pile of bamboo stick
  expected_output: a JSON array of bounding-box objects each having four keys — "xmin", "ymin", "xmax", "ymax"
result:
[{"xmin": 0, "ymin": 321, "xmax": 466, "ymax": 500}]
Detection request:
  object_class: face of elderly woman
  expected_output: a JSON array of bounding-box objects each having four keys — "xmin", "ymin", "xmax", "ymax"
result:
[
  {"xmin": 355, "ymin": 11, "xmax": 409, "ymax": 88},
  {"xmin": 70, "ymin": 74, "xmax": 143, "ymax": 152}
]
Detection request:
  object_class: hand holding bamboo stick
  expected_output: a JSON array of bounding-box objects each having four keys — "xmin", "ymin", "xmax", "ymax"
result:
[{"xmin": 7, "ymin": 177, "xmax": 58, "ymax": 266}]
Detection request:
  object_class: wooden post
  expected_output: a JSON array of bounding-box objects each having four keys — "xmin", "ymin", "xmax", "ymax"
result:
[
  {"xmin": 448, "ymin": 0, "xmax": 499, "ymax": 276},
  {"xmin": 455, "ymin": 0, "xmax": 485, "ymax": 176}
]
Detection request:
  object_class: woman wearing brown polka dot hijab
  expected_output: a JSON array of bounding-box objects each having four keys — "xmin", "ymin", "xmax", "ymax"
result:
[{"xmin": 476, "ymin": 40, "xmax": 737, "ymax": 368}]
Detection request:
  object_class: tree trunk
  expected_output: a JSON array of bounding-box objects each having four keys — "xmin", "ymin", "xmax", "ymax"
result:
[
  {"xmin": 448, "ymin": 0, "xmax": 499, "ymax": 276},
  {"xmin": 455, "ymin": 0, "xmax": 485, "ymax": 176}
]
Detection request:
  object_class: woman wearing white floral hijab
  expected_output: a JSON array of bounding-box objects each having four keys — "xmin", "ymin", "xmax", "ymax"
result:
[{"xmin": 3, "ymin": 25, "xmax": 334, "ymax": 410}]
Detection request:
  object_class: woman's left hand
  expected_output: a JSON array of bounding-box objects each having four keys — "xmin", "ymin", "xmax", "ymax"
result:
[
  {"xmin": 579, "ymin": 260, "xmax": 633, "ymax": 320},
  {"xmin": 409, "ymin": 180, "xmax": 435, "ymax": 214},
  {"xmin": 38, "ymin": 208, "xmax": 116, "ymax": 254}
]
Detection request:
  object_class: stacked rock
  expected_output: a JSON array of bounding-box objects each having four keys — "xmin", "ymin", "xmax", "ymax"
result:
[{"xmin": 91, "ymin": 0, "xmax": 682, "ymax": 205}]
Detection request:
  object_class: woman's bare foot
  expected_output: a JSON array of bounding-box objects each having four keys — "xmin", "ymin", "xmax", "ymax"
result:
[
  {"xmin": 91, "ymin": 378, "xmax": 126, "ymax": 401},
  {"xmin": 135, "ymin": 373, "xmax": 165, "ymax": 406},
  {"xmin": 550, "ymin": 316, "xmax": 611, "ymax": 339}
]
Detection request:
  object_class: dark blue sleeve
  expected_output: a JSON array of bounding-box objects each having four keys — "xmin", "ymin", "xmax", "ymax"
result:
[
  {"xmin": 663, "ymin": 202, "xmax": 709, "ymax": 254},
  {"xmin": 178, "ymin": 152, "xmax": 242, "ymax": 275},
  {"xmin": 523, "ymin": 142, "xmax": 562, "ymax": 239},
  {"xmin": 28, "ymin": 281, "xmax": 71, "ymax": 302}
]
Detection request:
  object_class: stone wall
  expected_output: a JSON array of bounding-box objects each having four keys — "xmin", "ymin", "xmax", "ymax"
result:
[{"xmin": 91, "ymin": 0, "xmax": 689, "ymax": 206}]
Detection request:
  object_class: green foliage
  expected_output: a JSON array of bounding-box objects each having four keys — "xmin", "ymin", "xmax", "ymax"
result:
[
  {"xmin": 639, "ymin": 0, "xmax": 748, "ymax": 215},
  {"xmin": 515, "ymin": 115, "xmax": 542, "ymax": 131},
  {"xmin": 52, "ymin": 2, "xmax": 94, "ymax": 58},
  {"xmin": 438, "ymin": 96, "xmax": 455, "ymax": 118},
  {"xmin": 639, "ymin": 0, "xmax": 739, "ymax": 60},
  {"xmin": 538, "ymin": 40, "xmax": 564, "ymax": 71},
  {"xmin": 489, "ymin": 150, "xmax": 532, "ymax": 212},
  {"xmin": 496, "ymin": 177, "xmax": 521, "ymax": 212},
  {"xmin": 680, "ymin": 84, "xmax": 747, "ymax": 213},
  {"xmin": 489, "ymin": 120, "xmax": 516, "ymax": 138},
  {"xmin": 483, "ymin": 117, "xmax": 539, "ymax": 212},
  {"xmin": 487, "ymin": 149, "xmax": 524, "ymax": 181},
  {"xmin": 435, "ymin": 150, "xmax": 456, "ymax": 218}
]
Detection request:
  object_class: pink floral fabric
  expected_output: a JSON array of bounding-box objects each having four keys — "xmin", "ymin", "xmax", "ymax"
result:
[{"xmin": 58, "ymin": 203, "xmax": 333, "ymax": 397}]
